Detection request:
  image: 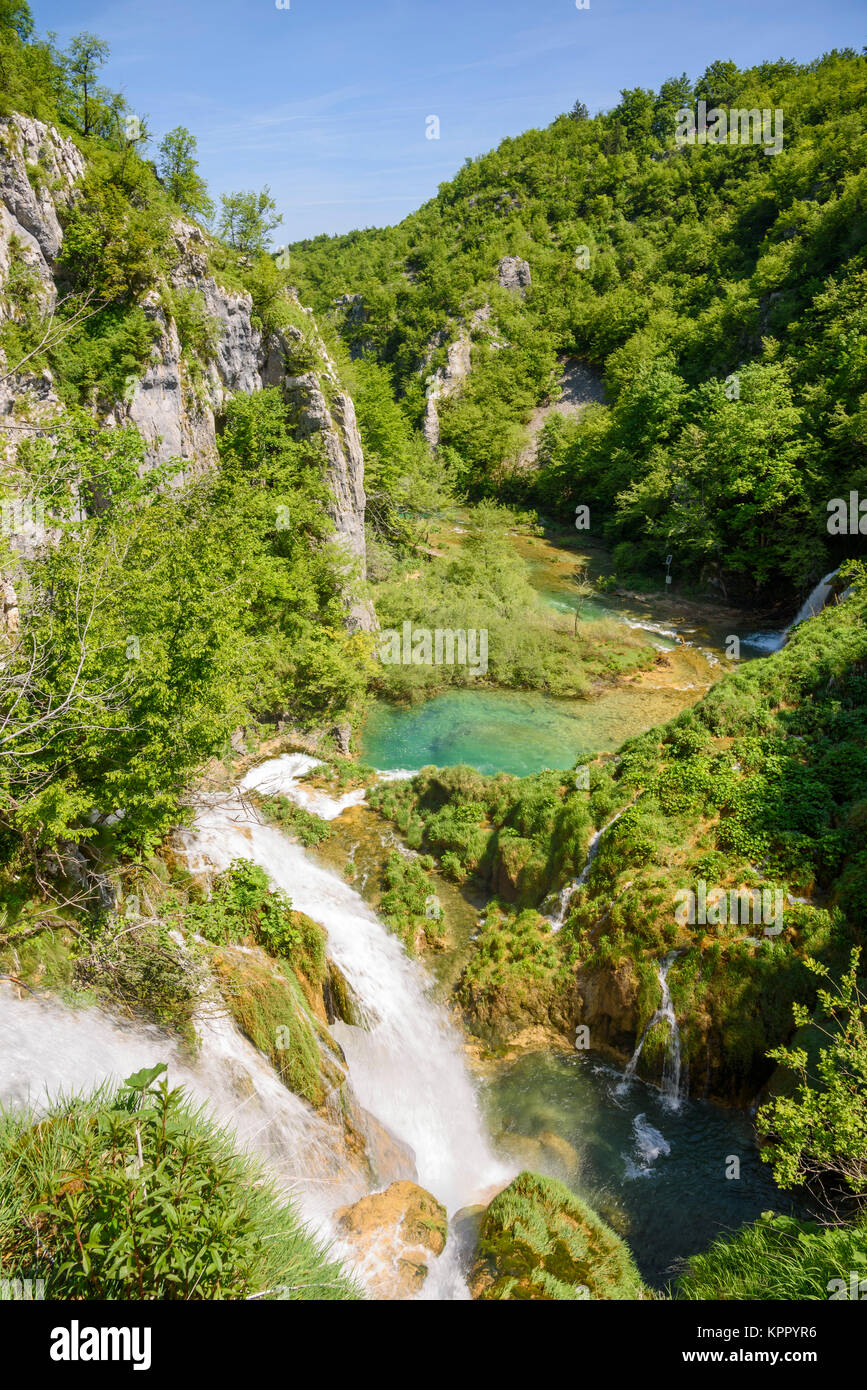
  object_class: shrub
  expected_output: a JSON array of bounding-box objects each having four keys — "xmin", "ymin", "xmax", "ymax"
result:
[{"xmin": 0, "ymin": 1066, "xmax": 358, "ymax": 1300}]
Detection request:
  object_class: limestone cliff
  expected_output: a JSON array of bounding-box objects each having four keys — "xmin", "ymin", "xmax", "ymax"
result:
[{"xmin": 0, "ymin": 114, "xmax": 375, "ymax": 634}]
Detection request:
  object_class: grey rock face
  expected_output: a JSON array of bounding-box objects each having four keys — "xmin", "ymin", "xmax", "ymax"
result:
[
  {"xmin": 333, "ymin": 292, "xmax": 366, "ymax": 325},
  {"xmin": 421, "ymin": 305, "xmax": 497, "ymax": 446},
  {"xmin": 422, "ymin": 332, "xmax": 472, "ymax": 447},
  {"xmin": 280, "ymin": 337, "xmax": 376, "ymax": 632},
  {"xmin": 124, "ymin": 293, "xmax": 217, "ymax": 475},
  {"xmin": 0, "ymin": 130, "xmax": 375, "ymax": 634},
  {"xmin": 497, "ymin": 255, "xmax": 531, "ymax": 293},
  {"xmin": 0, "ymin": 115, "xmax": 84, "ymax": 265}
]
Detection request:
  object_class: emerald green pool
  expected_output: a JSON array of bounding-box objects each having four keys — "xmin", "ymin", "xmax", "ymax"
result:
[{"xmin": 361, "ymin": 680, "xmax": 706, "ymax": 777}]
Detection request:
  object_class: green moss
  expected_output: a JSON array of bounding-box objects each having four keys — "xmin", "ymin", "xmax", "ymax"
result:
[
  {"xmin": 378, "ymin": 850, "xmax": 445, "ymax": 951},
  {"xmin": 457, "ymin": 905, "xmax": 572, "ymax": 1041},
  {"xmin": 256, "ymin": 794, "xmax": 333, "ymax": 848},
  {"xmin": 212, "ymin": 948, "xmax": 341, "ymax": 1110},
  {"xmin": 472, "ymin": 1171, "xmax": 646, "ymax": 1300}
]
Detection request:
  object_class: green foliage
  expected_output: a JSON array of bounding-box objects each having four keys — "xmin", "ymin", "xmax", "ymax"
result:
[
  {"xmin": 219, "ymin": 187, "xmax": 282, "ymax": 255},
  {"xmin": 164, "ymin": 286, "xmax": 221, "ymax": 365},
  {"xmin": 457, "ymin": 905, "xmax": 571, "ymax": 1037},
  {"xmin": 157, "ymin": 126, "xmax": 214, "ymax": 221},
  {"xmin": 58, "ymin": 166, "xmax": 170, "ymax": 305},
  {"xmin": 290, "ymin": 49, "xmax": 867, "ymax": 598},
  {"xmin": 212, "ymin": 947, "xmax": 336, "ymax": 1107},
  {"xmin": 1, "ymin": 388, "xmax": 373, "ymax": 856},
  {"xmin": 372, "ymin": 507, "xmax": 651, "ymax": 699},
  {"xmin": 181, "ymin": 860, "xmax": 325, "ymax": 988},
  {"xmin": 378, "ymin": 849, "xmax": 444, "ymax": 950},
  {"xmin": 758, "ymin": 949, "xmax": 867, "ymax": 1203},
  {"xmin": 676, "ymin": 1211, "xmax": 867, "ymax": 1301},
  {"xmin": 257, "ymin": 795, "xmax": 333, "ymax": 848},
  {"xmin": 64, "ymin": 33, "xmax": 110, "ymax": 137},
  {"xmin": 0, "ymin": 1072, "xmax": 357, "ymax": 1299}
]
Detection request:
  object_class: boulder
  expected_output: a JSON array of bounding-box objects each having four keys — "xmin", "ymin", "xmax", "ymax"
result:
[
  {"xmin": 334, "ymin": 1180, "xmax": 447, "ymax": 1299},
  {"xmin": 469, "ymin": 1170, "xmax": 645, "ymax": 1300}
]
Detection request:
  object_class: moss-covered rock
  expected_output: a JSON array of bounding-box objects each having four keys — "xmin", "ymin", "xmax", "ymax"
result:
[
  {"xmin": 457, "ymin": 906, "xmax": 574, "ymax": 1045},
  {"xmin": 469, "ymin": 1171, "xmax": 646, "ymax": 1300},
  {"xmin": 212, "ymin": 947, "xmax": 344, "ymax": 1109}
]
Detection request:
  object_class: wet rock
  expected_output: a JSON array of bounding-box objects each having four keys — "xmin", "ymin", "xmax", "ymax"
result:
[
  {"xmin": 334, "ymin": 1180, "xmax": 447, "ymax": 1299},
  {"xmin": 574, "ymin": 958, "xmax": 640, "ymax": 1057},
  {"xmin": 351, "ymin": 1107, "xmax": 418, "ymax": 1188}
]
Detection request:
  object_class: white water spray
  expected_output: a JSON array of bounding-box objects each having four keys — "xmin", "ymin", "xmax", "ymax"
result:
[
  {"xmin": 547, "ymin": 799, "xmax": 637, "ymax": 931},
  {"xmin": 620, "ymin": 951, "xmax": 684, "ymax": 1110},
  {"xmin": 0, "ymin": 986, "xmax": 366, "ymax": 1224},
  {"xmin": 743, "ymin": 569, "xmax": 840, "ymax": 654},
  {"xmin": 182, "ymin": 784, "xmax": 508, "ymax": 1214}
]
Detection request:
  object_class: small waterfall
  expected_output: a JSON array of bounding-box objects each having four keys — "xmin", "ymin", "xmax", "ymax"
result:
[
  {"xmin": 620, "ymin": 951, "xmax": 684, "ymax": 1110},
  {"xmin": 744, "ymin": 569, "xmax": 839, "ymax": 654},
  {"xmin": 547, "ymin": 799, "xmax": 636, "ymax": 931},
  {"xmin": 788, "ymin": 570, "xmax": 839, "ymax": 630}
]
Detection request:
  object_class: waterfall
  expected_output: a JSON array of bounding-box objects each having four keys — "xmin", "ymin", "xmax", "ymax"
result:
[
  {"xmin": 182, "ymin": 788, "xmax": 508, "ymax": 1214},
  {"xmin": 0, "ymin": 986, "xmax": 366, "ymax": 1225},
  {"xmin": 788, "ymin": 570, "xmax": 839, "ymax": 630},
  {"xmin": 620, "ymin": 951, "xmax": 684, "ymax": 1110},
  {"xmin": 744, "ymin": 569, "xmax": 839, "ymax": 654},
  {"xmin": 0, "ymin": 757, "xmax": 512, "ymax": 1298},
  {"xmin": 547, "ymin": 798, "xmax": 637, "ymax": 931}
]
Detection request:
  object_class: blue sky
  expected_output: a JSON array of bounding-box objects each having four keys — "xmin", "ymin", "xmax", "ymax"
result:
[{"xmin": 33, "ymin": 0, "xmax": 866, "ymax": 241}]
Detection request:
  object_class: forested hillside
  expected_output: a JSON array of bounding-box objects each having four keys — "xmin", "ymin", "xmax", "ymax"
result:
[
  {"xmin": 0, "ymin": 4, "xmax": 383, "ymax": 862},
  {"xmin": 290, "ymin": 50, "xmax": 867, "ymax": 600}
]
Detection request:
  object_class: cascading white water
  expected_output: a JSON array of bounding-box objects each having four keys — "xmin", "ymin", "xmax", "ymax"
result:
[
  {"xmin": 788, "ymin": 570, "xmax": 839, "ymax": 629},
  {"xmin": 620, "ymin": 951, "xmax": 683, "ymax": 1110},
  {"xmin": 744, "ymin": 569, "xmax": 839, "ymax": 654},
  {"xmin": 0, "ymin": 986, "xmax": 366, "ymax": 1224},
  {"xmin": 182, "ymin": 784, "xmax": 509, "ymax": 1215},
  {"xmin": 0, "ymin": 755, "xmax": 512, "ymax": 1298},
  {"xmin": 547, "ymin": 798, "xmax": 637, "ymax": 931}
]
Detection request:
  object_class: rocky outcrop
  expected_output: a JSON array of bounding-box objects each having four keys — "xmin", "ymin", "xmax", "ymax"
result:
[
  {"xmin": 0, "ymin": 115, "xmax": 80, "ymax": 477},
  {"xmin": 272, "ymin": 317, "xmax": 376, "ymax": 632},
  {"xmin": 469, "ymin": 1171, "xmax": 645, "ymax": 1300},
  {"xmin": 422, "ymin": 331, "xmax": 471, "ymax": 446},
  {"xmin": 421, "ymin": 306, "xmax": 495, "ymax": 447},
  {"xmin": 514, "ymin": 357, "xmax": 606, "ymax": 469},
  {"xmin": 334, "ymin": 1180, "xmax": 447, "ymax": 1299},
  {"xmin": 497, "ymin": 255, "xmax": 531, "ymax": 294},
  {"xmin": 573, "ymin": 958, "xmax": 641, "ymax": 1060},
  {"xmin": 0, "ymin": 116, "xmax": 377, "ymax": 633},
  {"xmin": 123, "ymin": 291, "xmax": 216, "ymax": 476},
  {"xmin": 123, "ymin": 221, "xmax": 273, "ymax": 474},
  {"xmin": 0, "ymin": 115, "xmax": 84, "ymax": 268}
]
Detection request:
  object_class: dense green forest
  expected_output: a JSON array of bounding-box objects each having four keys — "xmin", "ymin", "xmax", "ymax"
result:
[{"xmin": 290, "ymin": 49, "xmax": 867, "ymax": 600}]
